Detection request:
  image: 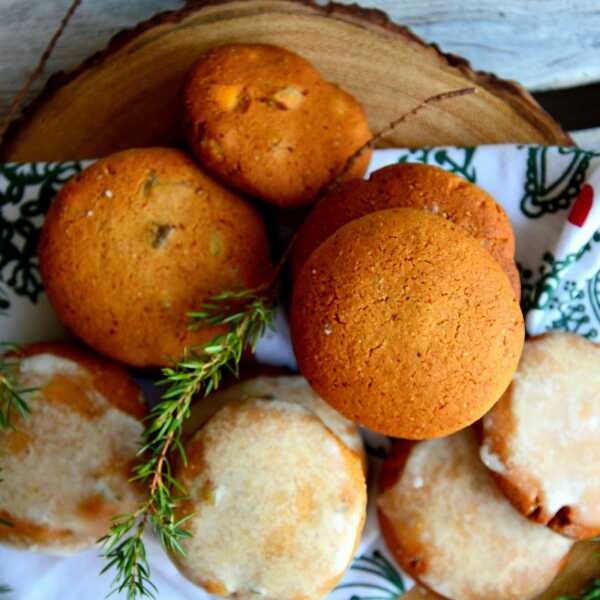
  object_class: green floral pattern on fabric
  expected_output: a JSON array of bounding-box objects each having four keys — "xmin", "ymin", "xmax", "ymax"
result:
[
  {"xmin": 547, "ymin": 280, "xmax": 598, "ymax": 339},
  {"xmin": 335, "ymin": 550, "xmax": 406, "ymax": 599},
  {"xmin": 525, "ymin": 235, "xmax": 599, "ymax": 313},
  {"xmin": 588, "ymin": 271, "xmax": 600, "ymax": 326},
  {"xmin": 396, "ymin": 147, "xmax": 477, "ymax": 182},
  {"xmin": 519, "ymin": 146, "xmax": 600, "ymax": 218},
  {"xmin": 520, "ymin": 232, "xmax": 600, "ymax": 340},
  {"xmin": 0, "ymin": 162, "xmax": 83, "ymax": 311}
]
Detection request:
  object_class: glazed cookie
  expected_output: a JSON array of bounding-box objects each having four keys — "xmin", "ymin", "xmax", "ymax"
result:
[
  {"xmin": 184, "ymin": 374, "xmax": 366, "ymax": 472},
  {"xmin": 291, "ymin": 208, "xmax": 524, "ymax": 439},
  {"xmin": 0, "ymin": 342, "xmax": 146, "ymax": 554},
  {"xmin": 39, "ymin": 148, "xmax": 272, "ymax": 367},
  {"xmin": 378, "ymin": 429, "xmax": 573, "ymax": 600},
  {"xmin": 291, "ymin": 163, "xmax": 520, "ymax": 296},
  {"xmin": 171, "ymin": 397, "xmax": 366, "ymax": 600},
  {"xmin": 183, "ymin": 43, "xmax": 372, "ymax": 208},
  {"xmin": 481, "ymin": 332, "xmax": 600, "ymax": 539}
]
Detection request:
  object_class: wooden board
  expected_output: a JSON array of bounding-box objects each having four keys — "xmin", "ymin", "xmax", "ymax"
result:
[
  {"xmin": 0, "ymin": 0, "xmax": 571, "ymax": 162},
  {"xmin": 0, "ymin": 0, "xmax": 595, "ymax": 597}
]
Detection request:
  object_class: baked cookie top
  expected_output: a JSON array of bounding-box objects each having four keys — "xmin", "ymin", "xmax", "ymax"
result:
[
  {"xmin": 0, "ymin": 343, "xmax": 145, "ymax": 554},
  {"xmin": 481, "ymin": 332, "xmax": 600, "ymax": 539},
  {"xmin": 38, "ymin": 147, "xmax": 271, "ymax": 367},
  {"xmin": 378, "ymin": 429, "xmax": 573, "ymax": 600},
  {"xmin": 173, "ymin": 398, "xmax": 366, "ymax": 600},
  {"xmin": 291, "ymin": 163, "xmax": 519, "ymax": 296},
  {"xmin": 291, "ymin": 207, "xmax": 524, "ymax": 439},
  {"xmin": 184, "ymin": 43, "xmax": 372, "ymax": 207}
]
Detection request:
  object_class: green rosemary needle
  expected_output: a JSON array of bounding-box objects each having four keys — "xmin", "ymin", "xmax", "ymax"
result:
[
  {"xmin": 99, "ymin": 286, "xmax": 275, "ymax": 599},
  {"xmin": 0, "ymin": 343, "xmax": 34, "ymax": 430}
]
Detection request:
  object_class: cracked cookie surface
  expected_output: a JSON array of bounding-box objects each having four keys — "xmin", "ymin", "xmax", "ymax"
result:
[
  {"xmin": 291, "ymin": 208, "xmax": 524, "ymax": 439},
  {"xmin": 291, "ymin": 163, "xmax": 520, "ymax": 297}
]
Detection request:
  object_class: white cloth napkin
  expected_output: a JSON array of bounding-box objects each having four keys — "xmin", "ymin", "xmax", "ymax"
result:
[{"xmin": 1, "ymin": 144, "xmax": 600, "ymax": 599}]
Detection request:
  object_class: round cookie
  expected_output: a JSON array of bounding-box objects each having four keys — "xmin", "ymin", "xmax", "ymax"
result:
[
  {"xmin": 480, "ymin": 332, "xmax": 600, "ymax": 540},
  {"xmin": 39, "ymin": 148, "xmax": 272, "ymax": 368},
  {"xmin": 378, "ymin": 429, "xmax": 573, "ymax": 600},
  {"xmin": 291, "ymin": 163, "xmax": 520, "ymax": 296},
  {"xmin": 0, "ymin": 342, "xmax": 146, "ymax": 554},
  {"xmin": 171, "ymin": 397, "xmax": 366, "ymax": 599},
  {"xmin": 183, "ymin": 43, "xmax": 372, "ymax": 208},
  {"xmin": 184, "ymin": 374, "xmax": 366, "ymax": 472},
  {"xmin": 291, "ymin": 208, "xmax": 524, "ymax": 439}
]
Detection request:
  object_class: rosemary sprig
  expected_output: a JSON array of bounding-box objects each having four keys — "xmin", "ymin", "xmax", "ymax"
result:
[
  {"xmin": 0, "ymin": 343, "xmax": 34, "ymax": 430},
  {"xmin": 99, "ymin": 287, "xmax": 275, "ymax": 599}
]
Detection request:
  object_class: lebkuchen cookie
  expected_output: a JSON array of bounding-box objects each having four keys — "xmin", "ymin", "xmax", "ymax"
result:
[
  {"xmin": 171, "ymin": 394, "xmax": 366, "ymax": 599},
  {"xmin": 481, "ymin": 332, "xmax": 600, "ymax": 539},
  {"xmin": 291, "ymin": 208, "xmax": 524, "ymax": 439},
  {"xmin": 0, "ymin": 342, "xmax": 146, "ymax": 554},
  {"xmin": 378, "ymin": 429, "xmax": 573, "ymax": 600}
]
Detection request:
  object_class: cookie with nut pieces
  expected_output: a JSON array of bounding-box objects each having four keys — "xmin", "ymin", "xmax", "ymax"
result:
[
  {"xmin": 184, "ymin": 43, "xmax": 372, "ymax": 208},
  {"xmin": 38, "ymin": 147, "xmax": 272, "ymax": 367}
]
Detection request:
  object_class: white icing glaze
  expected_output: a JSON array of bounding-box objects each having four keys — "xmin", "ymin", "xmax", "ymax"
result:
[
  {"xmin": 0, "ymin": 352, "xmax": 143, "ymax": 553},
  {"xmin": 378, "ymin": 430, "xmax": 572, "ymax": 600},
  {"xmin": 479, "ymin": 441, "xmax": 507, "ymax": 475},
  {"xmin": 185, "ymin": 375, "xmax": 366, "ymax": 470},
  {"xmin": 484, "ymin": 333, "xmax": 600, "ymax": 528},
  {"xmin": 176, "ymin": 398, "xmax": 366, "ymax": 600},
  {"xmin": 19, "ymin": 354, "xmax": 85, "ymax": 378}
]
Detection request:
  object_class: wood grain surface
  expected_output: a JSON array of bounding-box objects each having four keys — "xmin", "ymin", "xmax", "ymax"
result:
[
  {"xmin": 0, "ymin": 0, "xmax": 571, "ymax": 161},
  {"xmin": 1, "ymin": 0, "xmax": 599, "ymax": 144},
  {"xmin": 2, "ymin": 0, "xmax": 600, "ymax": 117}
]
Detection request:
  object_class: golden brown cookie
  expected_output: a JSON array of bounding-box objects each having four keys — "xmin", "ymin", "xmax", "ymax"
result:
[
  {"xmin": 39, "ymin": 148, "xmax": 272, "ymax": 368},
  {"xmin": 183, "ymin": 43, "xmax": 372, "ymax": 208},
  {"xmin": 378, "ymin": 430, "xmax": 573, "ymax": 600},
  {"xmin": 171, "ymin": 397, "xmax": 366, "ymax": 599},
  {"xmin": 0, "ymin": 342, "xmax": 146, "ymax": 554},
  {"xmin": 291, "ymin": 208, "xmax": 524, "ymax": 439},
  {"xmin": 291, "ymin": 163, "xmax": 520, "ymax": 296},
  {"xmin": 480, "ymin": 332, "xmax": 600, "ymax": 540}
]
